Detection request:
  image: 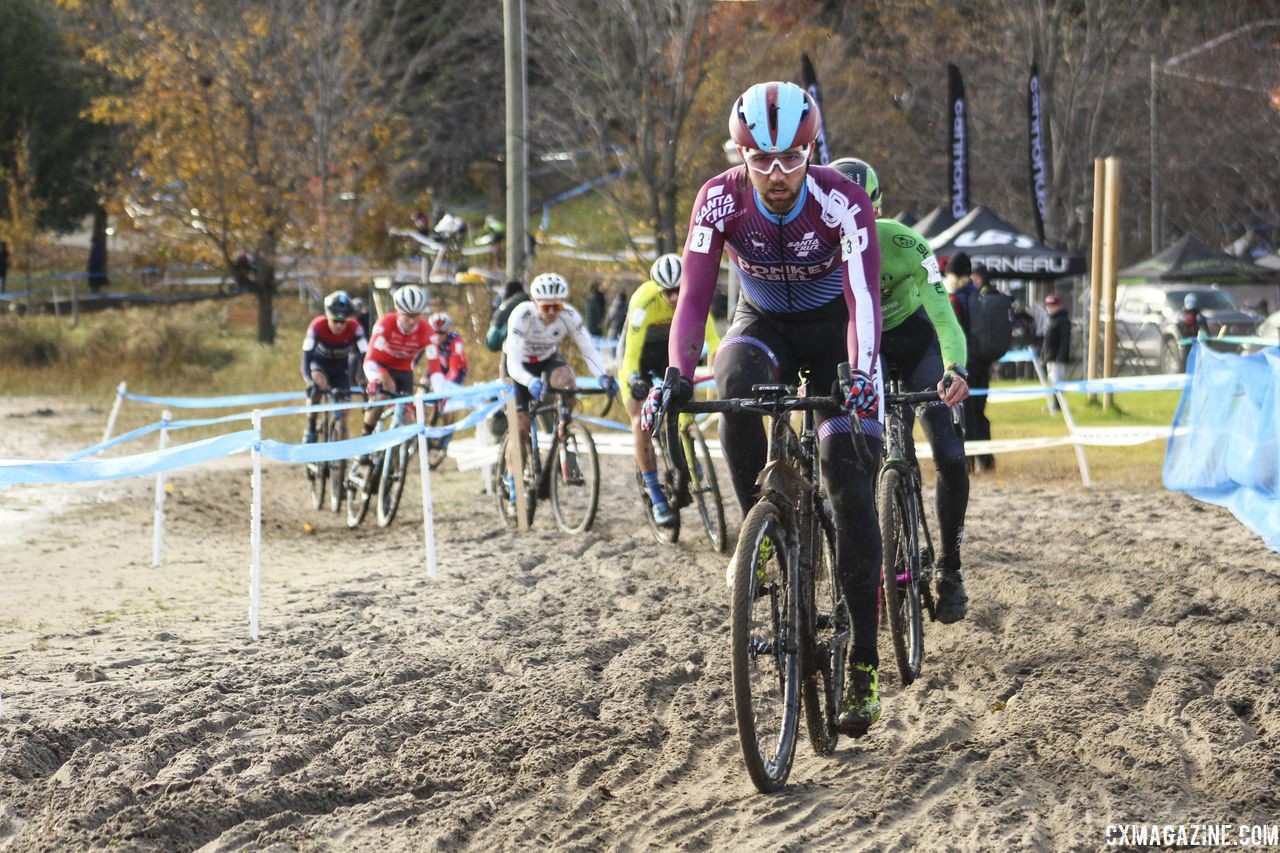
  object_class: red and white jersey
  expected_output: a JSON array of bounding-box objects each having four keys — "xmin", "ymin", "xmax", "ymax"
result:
[
  {"xmin": 302, "ymin": 316, "xmax": 367, "ymax": 361},
  {"xmin": 424, "ymin": 331, "xmax": 468, "ymax": 381},
  {"xmin": 365, "ymin": 312, "xmax": 433, "ymax": 372}
]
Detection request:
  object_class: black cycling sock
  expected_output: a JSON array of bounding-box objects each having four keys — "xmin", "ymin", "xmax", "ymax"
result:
[{"xmin": 851, "ymin": 645, "xmax": 879, "ymax": 670}]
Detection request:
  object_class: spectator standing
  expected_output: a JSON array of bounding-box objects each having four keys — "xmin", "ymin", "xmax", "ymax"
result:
[
  {"xmin": 946, "ymin": 252, "xmax": 989, "ymax": 471},
  {"xmin": 605, "ymin": 286, "xmax": 629, "ymax": 340},
  {"xmin": 584, "ymin": 278, "xmax": 606, "ymax": 337},
  {"xmin": 1042, "ymin": 294, "xmax": 1071, "ymax": 414},
  {"xmin": 1008, "ymin": 299, "xmax": 1038, "ymax": 380},
  {"xmin": 486, "ymin": 279, "xmax": 530, "ymax": 352}
]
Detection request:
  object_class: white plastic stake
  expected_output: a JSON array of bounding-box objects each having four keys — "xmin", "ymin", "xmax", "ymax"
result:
[
  {"xmin": 249, "ymin": 409, "xmax": 262, "ymax": 641},
  {"xmin": 476, "ymin": 413, "xmax": 494, "ymax": 494},
  {"xmin": 102, "ymin": 381, "xmax": 127, "ymax": 444},
  {"xmin": 151, "ymin": 410, "xmax": 171, "ymax": 567},
  {"xmin": 414, "ymin": 393, "xmax": 438, "ymax": 577},
  {"xmin": 1057, "ymin": 391, "xmax": 1093, "ymax": 488}
]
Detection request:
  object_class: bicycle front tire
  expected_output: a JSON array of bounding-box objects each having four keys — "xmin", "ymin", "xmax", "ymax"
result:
[
  {"xmin": 640, "ymin": 432, "xmax": 680, "ymax": 544},
  {"xmin": 327, "ymin": 416, "xmax": 347, "ymax": 513},
  {"xmin": 730, "ymin": 499, "xmax": 800, "ymax": 793},
  {"xmin": 376, "ymin": 442, "xmax": 410, "ymax": 527},
  {"xmin": 346, "ymin": 458, "xmax": 375, "ymax": 528},
  {"xmin": 549, "ymin": 422, "xmax": 599, "ymax": 534}
]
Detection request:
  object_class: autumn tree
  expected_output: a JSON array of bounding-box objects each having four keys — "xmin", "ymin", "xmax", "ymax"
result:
[
  {"xmin": 82, "ymin": 0, "xmax": 400, "ymax": 343},
  {"xmin": 530, "ymin": 0, "xmax": 715, "ymax": 254}
]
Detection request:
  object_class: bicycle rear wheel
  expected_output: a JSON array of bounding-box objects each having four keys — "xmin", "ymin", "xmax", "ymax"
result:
[
  {"xmin": 686, "ymin": 423, "xmax": 727, "ymax": 553},
  {"xmin": 327, "ymin": 416, "xmax": 347, "ymax": 513},
  {"xmin": 549, "ymin": 422, "xmax": 599, "ymax": 533},
  {"xmin": 345, "ymin": 457, "xmax": 375, "ymax": 529},
  {"xmin": 376, "ymin": 442, "xmax": 410, "ymax": 527},
  {"xmin": 730, "ymin": 499, "xmax": 800, "ymax": 793},
  {"xmin": 879, "ymin": 467, "xmax": 924, "ymax": 685},
  {"xmin": 495, "ymin": 433, "xmax": 536, "ymax": 528},
  {"xmin": 801, "ymin": 503, "xmax": 847, "ymax": 756}
]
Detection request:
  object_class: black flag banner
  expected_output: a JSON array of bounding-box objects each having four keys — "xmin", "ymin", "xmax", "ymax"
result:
[
  {"xmin": 1027, "ymin": 63, "xmax": 1048, "ymax": 243},
  {"xmin": 947, "ymin": 63, "xmax": 969, "ymax": 218},
  {"xmin": 801, "ymin": 53, "xmax": 830, "ymax": 165}
]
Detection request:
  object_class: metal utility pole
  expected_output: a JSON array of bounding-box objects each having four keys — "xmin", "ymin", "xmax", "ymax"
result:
[
  {"xmin": 504, "ymin": 0, "xmax": 529, "ymax": 284},
  {"xmin": 1149, "ymin": 57, "xmax": 1159, "ymax": 256}
]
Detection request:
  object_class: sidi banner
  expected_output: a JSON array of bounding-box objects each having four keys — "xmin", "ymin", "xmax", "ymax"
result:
[
  {"xmin": 947, "ymin": 63, "xmax": 969, "ymax": 219},
  {"xmin": 801, "ymin": 53, "xmax": 830, "ymax": 165},
  {"xmin": 1028, "ymin": 63, "xmax": 1048, "ymax": 243}
]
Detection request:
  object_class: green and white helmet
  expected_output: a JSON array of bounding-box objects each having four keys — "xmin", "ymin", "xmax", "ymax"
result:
[{"xmin": 830, "ymin": 157, "xmax": 881, "ymax": 213}]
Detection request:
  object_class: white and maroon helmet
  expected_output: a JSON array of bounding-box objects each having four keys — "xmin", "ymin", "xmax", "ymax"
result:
[{"xmin": 729, "ymin": 81, "xmax": 821, "ymax": 153}]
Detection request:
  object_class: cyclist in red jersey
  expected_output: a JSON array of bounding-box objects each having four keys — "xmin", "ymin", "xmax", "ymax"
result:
[
  {"xmin": 360, "ymin": 284, "xmax": 432, "ymax": 442},
  {"xmin": 301, "ymin": 291, "xmax": 368, "ymax": 443}
]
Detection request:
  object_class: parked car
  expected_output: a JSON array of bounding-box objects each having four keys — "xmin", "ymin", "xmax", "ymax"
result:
[
  {"xmin": 1113, "ymin": 283, "xmax": 1262, "ymax": 372},
  {"xmin": 1241, "ymin": 308, "xmax": 1280, "ymax": 355}
]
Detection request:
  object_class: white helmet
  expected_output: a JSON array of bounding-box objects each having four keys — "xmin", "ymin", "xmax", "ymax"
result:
[
  {"xmin": 529, "ymin": 272, "xmax": 570, "ymax": 303},
  {"xmin": 650, "ymin": 253, "xmax": 682, "ymax": 291},
  {"xmin": 392, "ymin": 284, "xmax": 429, "ymax": 315}
]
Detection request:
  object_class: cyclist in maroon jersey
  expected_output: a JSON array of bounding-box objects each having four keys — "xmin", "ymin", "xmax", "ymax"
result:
[
  {"xmin": 301, "ymin": 291, "xmax": 368, "ymax": 443},
  {"xmin": 644, "ymin": 81, "xmax": 885, "ymax": 736}
]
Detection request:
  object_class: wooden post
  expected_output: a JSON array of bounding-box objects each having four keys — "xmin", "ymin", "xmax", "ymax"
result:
[
  {"xmin": 1101, "ymin": 157, "xmax": 1122, "ymax": 411},
  {"xmin": 504, "ymin": 391, "xmax": 529, "ymax": 532},
  {"xmin": 1087, "ymin": 158, "xmax": 1105, "ymax": 404}
]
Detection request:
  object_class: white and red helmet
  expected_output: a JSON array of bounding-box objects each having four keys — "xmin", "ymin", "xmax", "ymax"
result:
[{"xmin": 729, "ymin": 81, "xmax": 822, "ymax": 153}]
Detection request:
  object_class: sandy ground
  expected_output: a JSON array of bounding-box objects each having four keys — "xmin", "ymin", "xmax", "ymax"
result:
[{"xmin": 1, "ymin": 398, "xmax": 1278, "ymax": 851}]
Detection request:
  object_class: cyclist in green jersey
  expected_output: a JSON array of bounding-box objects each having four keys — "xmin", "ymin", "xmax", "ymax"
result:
[{"xmin": 832, "ymin": 157, "xmax": 973, "ymax": 624}]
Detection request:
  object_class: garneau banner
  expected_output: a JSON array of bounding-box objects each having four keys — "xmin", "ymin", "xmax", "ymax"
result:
[
  {"xmin": 947, "ymin": 63, "xmax": 969, "ymax": 218},
  {"xmin": 801, "ymin": 54, "xmax": 830, "ymax": 165},
  {"xmin": 1027, "ymin": 63, "xmax": 1048, "ymax": 243},
  {"xmin": 929, "ymin": 206, "xmax": 1086, "ymax": 279}
]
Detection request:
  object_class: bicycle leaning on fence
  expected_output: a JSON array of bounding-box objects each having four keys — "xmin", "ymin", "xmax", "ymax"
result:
[
  {"xmin": 662, "ymin": 365, "xmax": 866, "ymax": 793},
  {"xmin": 876, "ymin": 370, "xmax": 965, "ymax": 686},
  {"xmin": 639, "ymin": 374, "xmax": 727, "ymax": 552},
  {"xmin": 495, "ymin": 384, "xmax": 611, "ymax": 534},
  {"xmin": 345, "ymin": 394, "xmax": 419, "ymax": 529}
]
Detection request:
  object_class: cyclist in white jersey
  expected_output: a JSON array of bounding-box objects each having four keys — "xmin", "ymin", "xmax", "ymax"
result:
[{"xmin": 503, "ymin": 272, "xmax": 619, "ymax": 444}]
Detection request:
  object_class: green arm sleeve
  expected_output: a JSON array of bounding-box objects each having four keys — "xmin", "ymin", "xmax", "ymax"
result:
[{"xmin": 921, "ymin": 273, "xmax": 968, "ymax": 369}]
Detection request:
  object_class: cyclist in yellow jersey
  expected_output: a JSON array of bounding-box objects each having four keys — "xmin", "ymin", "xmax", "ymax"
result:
[{"xmin": 623, "ymin": 253, "xmax": 721, "ymax": 525}]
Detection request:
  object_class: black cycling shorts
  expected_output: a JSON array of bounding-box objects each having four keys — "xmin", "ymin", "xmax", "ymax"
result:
[{"xmin": 510, "ymin": 355, "xmax": 568, "ymax": 412}]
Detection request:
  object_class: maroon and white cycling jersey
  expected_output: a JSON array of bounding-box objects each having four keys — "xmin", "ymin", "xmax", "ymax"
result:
[{"xmin": 670, "ymin": 164, "xmax": 880, "ymax": 377}]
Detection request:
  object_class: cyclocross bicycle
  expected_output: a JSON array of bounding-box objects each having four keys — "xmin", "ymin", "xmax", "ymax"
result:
[
  {"xmin": 306, "ymin": 386, "xmax": 355, "ymax": 514},
  {"xmin": 345, "ymin": 394, "xmax": 418, "ymax": 529},
  {"xmin": 877, "ymin": 372, "xmax": 964, "ymax": 686},
  {"xmin": 495, "ymin": 385, "xmax": 612, "ymax": 534},
  {"xmin": 664, "ymin": 365, "xmax": 867, "ymax": 792},
  {"xmin": 638, "ymin": 373, "xmax": 727, "ymax": 552}
]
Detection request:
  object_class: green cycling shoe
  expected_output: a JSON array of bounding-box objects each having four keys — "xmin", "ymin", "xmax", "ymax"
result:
[{"xmin": 838, "ymin": 662, "xmax": 881, "ymax": 737}]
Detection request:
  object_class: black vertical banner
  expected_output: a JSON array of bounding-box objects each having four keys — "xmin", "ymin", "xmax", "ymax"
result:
[
  {"xmin": 800, "ymin": 53, "xmax": 830, "ymax": 165},
  {"xmin": 1027, "ymin": 62, "xmax": 1048, "ymax": 243},
  {"xmin": 947, "ymin": 63, "xmax": 969, "ymax": 218}
]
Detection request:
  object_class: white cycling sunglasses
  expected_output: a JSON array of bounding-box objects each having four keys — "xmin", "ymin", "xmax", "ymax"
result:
[{"xmin": 743, "ymin": 145, "xmax": 812, "ymax": 175}]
